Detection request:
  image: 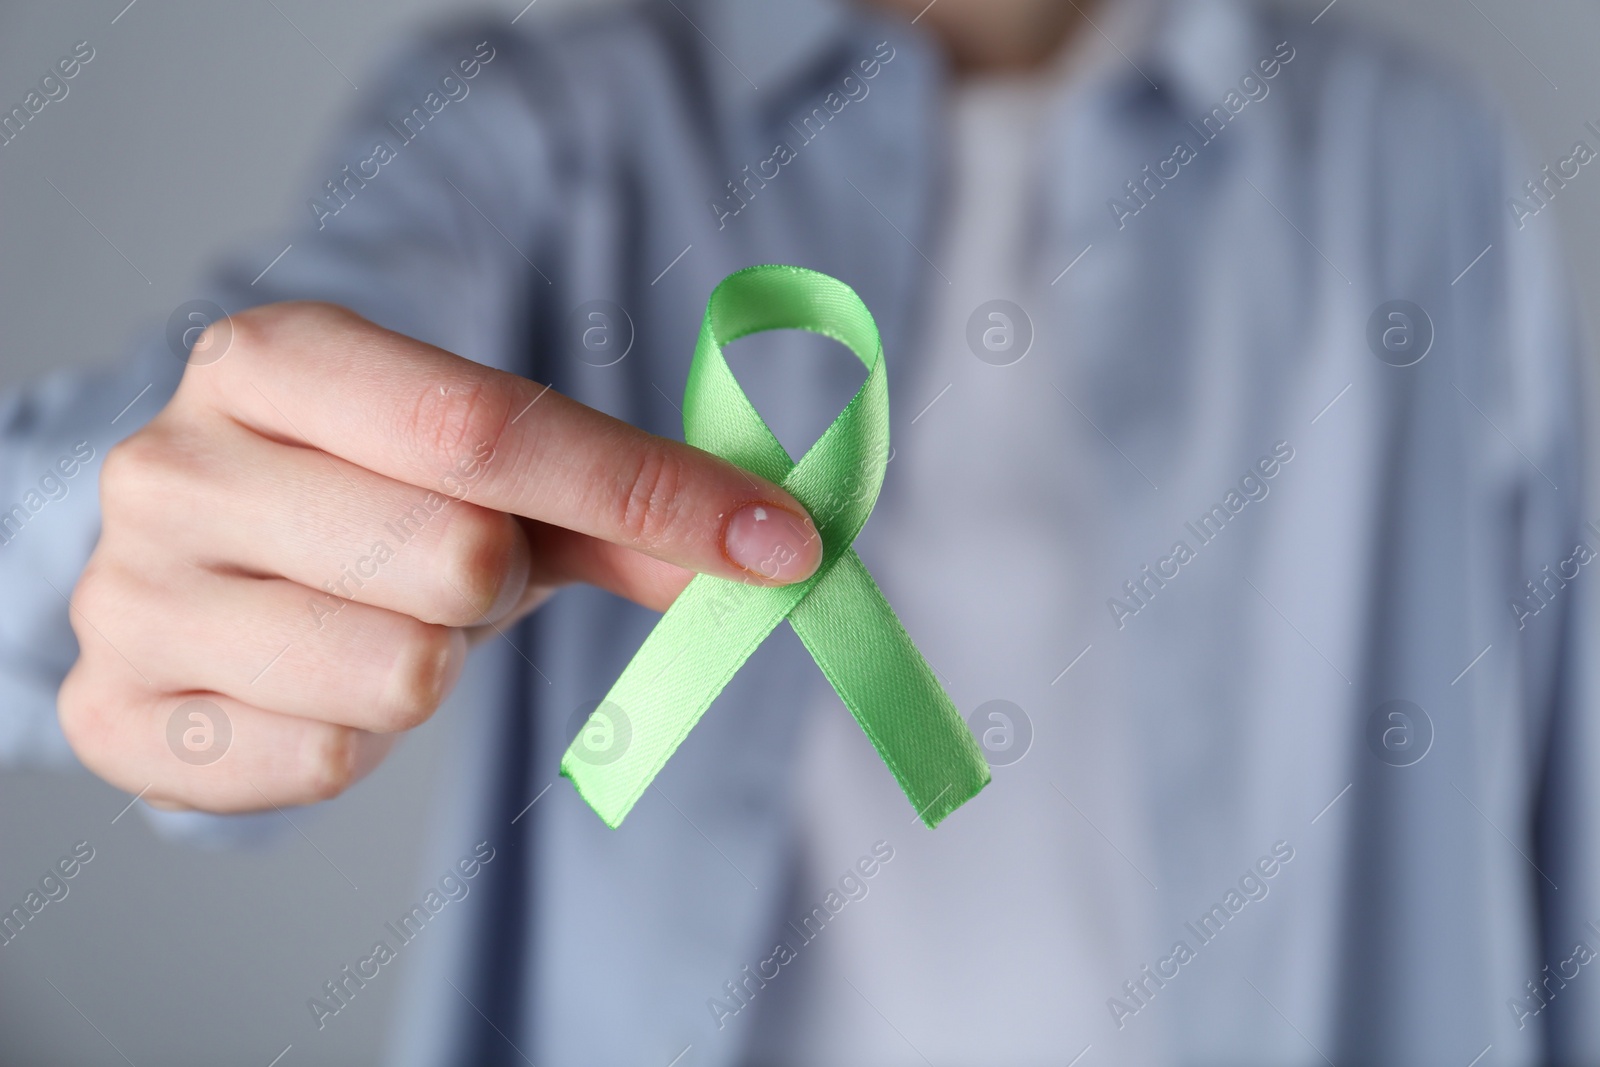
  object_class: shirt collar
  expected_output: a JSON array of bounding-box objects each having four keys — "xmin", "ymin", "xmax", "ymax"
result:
[
  {"xmin": 1144, "ymin": 0, "xmax": 1272, "ymax": 118},
  {"xmin": 688, "ymin": 0, "xmax": 857, "ymax": 109},
  {"xmin": 688, "ymin": 0, "xmax": 1268, "ymax": 119}
]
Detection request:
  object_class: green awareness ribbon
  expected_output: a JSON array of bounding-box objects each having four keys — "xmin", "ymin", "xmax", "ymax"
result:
[{"xmin": 560, "ymin": 265, "xmax": 990, "ymax": 829}]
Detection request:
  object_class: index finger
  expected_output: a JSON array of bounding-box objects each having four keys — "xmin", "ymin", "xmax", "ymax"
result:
[{"xmin": 190, "ymin": 302, "xmax": 821, "ymax": 585}]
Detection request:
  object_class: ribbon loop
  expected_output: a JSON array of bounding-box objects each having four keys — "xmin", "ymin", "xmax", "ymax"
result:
[{"xmin": 562, "ymin": 265, "xmax": 990, "ymax": 829}]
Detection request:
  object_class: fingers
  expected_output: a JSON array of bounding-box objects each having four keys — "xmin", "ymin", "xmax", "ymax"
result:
[
  {"xmin": 62, "ymin": 555, "xmax": 417, "ymax": 811},
  {"xmin": 104, "ymin": 420, "xmax": 533, "ymax": 628},
  {"xmin": 61, "ymin": 508, "xmax": 687, "ymax": 814},
  {"xmin": 184, "ymin": 302, "xmax": 821, "ymax": 585},
  {"xmin": 58, "ymin": 663, "xmax": 393, "ymax": 812},
  {"xmin": 61, "ymin": 299, "xmax": 791, "ymax": 816},
  {"xmin": 104, "ymin": 418, "xmax": 692, "ymax": 626},
  {"xmin": 522, "ymin": 521, "xmax": 696, "ymax": 613},
  {"xmin": 73, "ymin": 560, "xmax": 467, "ymax": 733}
]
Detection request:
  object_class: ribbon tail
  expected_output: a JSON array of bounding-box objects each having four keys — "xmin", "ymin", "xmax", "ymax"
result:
[
  {"xmin": 560, "ymin": 574, "xmax": 805, "ymax": 828},
  {"xmin": 787, "ymin": 550, "xmax": 991, "ymax": 828}
]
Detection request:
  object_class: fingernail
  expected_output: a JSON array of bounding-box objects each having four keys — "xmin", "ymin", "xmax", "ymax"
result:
[{"xmin": 723, "ymin": 502, "xmax": 821, "ymax": 583}]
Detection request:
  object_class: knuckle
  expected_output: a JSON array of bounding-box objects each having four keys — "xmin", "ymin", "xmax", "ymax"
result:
[
  {"xmin": 192, "ymin": 301, "xmax": 345, "ymax": 397},
  {"xmin": 98, "ymin": 432, "xmax": 158, "ymax": 517},
  {"xmin": 67, "ymin": 556, "xmax": 128, "ymax": 642},
  {"xmin": 190, "ymin": 318, "xmax": 231, "ymax": 362},
  {"xmin": 182, "ymin": 306, "xmax": 261, "ymax": 398},
  {"xmin": 222, "ymin": 301, "xmax": 272, "ymax": 347},
  {"xmin": 55, "ymin": 664, "xmax": 110, "ymax": 767},
  {"xmin": 375, "ymin": 622, "xmax": 460, "ymax": 732},
  {"xmin": 231, "ymin": 299, "xmax": 345, "ymax": 344},
  {"xmin": 408, "ymin": 378, "xmax": 510, "ymax": 473},
  {"xmin": 99, "ymin": 422, "xmax": 201, "ymax": 525},
  {"xmin": 615, "ymin": 442, "xmax": 688, "ymax": 548},
  {"xmin": 67, "ymin": 557, "xmax": 107, "ymax": 623},
  {"xmin": 437, "ymin": 507, "xmax": 520, "ymax": 623},
  {"xmin": 299, "ymin": 722, "xmax": 362, "ymax": 802}
]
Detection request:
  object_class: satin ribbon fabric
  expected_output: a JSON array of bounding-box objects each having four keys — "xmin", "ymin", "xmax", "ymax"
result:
[{"xmin": 561, "ymin": 265, "xmax": 990, "ymax": 829}]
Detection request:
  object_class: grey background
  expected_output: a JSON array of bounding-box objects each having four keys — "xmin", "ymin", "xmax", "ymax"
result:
[{"xmin": 0, "ymin": 1, "xmax": 1595, "ymax": 1063}]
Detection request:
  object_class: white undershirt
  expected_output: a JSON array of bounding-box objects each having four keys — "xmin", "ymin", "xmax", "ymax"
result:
[{"xmin": 742, "ymin": 20, "xmax": 1164, "ymax": 1063}]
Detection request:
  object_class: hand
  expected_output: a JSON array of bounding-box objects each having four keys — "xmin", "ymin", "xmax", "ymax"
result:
[{"xmin": 58, "ymin": 302, "xmax": 820, "ymax": 812}]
